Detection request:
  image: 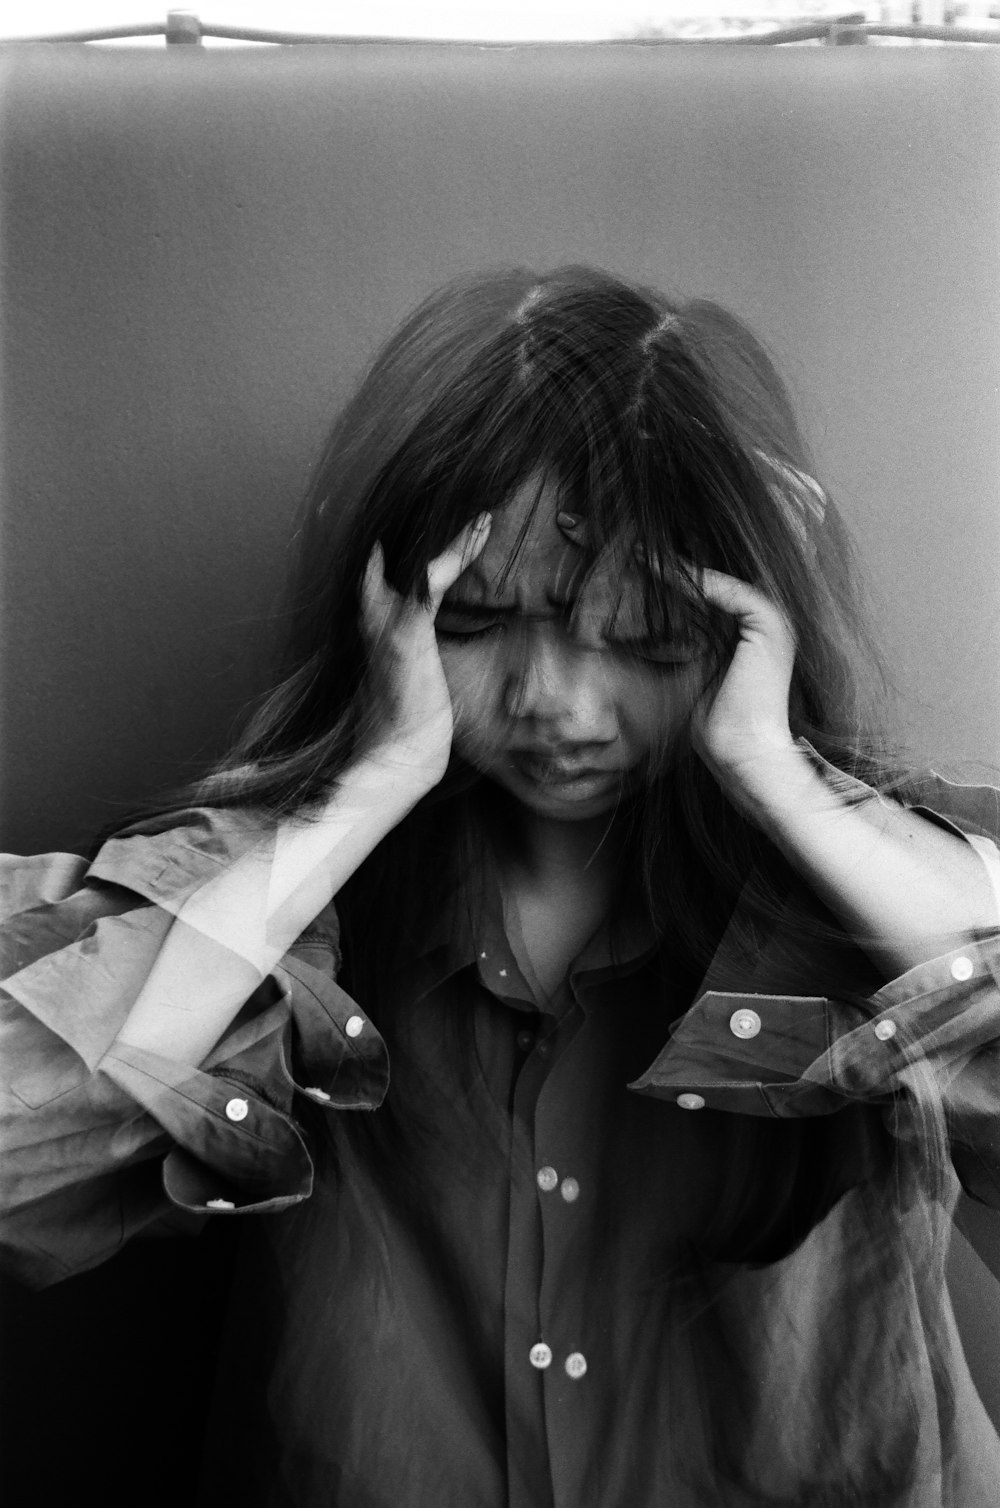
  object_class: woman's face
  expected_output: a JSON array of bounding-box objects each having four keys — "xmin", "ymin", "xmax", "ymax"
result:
[{"xmin": 436, "ymin": 478, "xmax": 709, "ymax": 823}]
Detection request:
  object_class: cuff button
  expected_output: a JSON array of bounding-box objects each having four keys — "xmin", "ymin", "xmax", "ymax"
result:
[
  {"xmin": 729, "ymin": 1008, "xmax": 762, "ymax": 1040},
  {"xmin": 873, "ymin": 1019, "xmax": 897, "ymax": 1041},
  {"xmin": 951, "ymin": 956, "xmax": 974, "ymax": 982},
  {"xmin": 225, "ymin": 1097, "xmax": 249, "ymax": 1122},
  {"xmin": 676, "ymin": 1093, "xmax": 706, "ymax": 1111}
]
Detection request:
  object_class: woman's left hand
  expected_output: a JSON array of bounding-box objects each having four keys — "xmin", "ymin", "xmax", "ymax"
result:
[{"xmin": 686, "ymin": 567, "xmax": 801, "ymax": 818}]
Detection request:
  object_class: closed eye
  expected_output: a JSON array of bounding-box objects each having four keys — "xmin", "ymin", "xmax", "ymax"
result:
[
  {"xmin": 609, "ymin": 635, "xmax": 704, "ymax": 667},
  {"xmin": 435, "ymin": 609, "xmax": 507, "ymax": 641}
]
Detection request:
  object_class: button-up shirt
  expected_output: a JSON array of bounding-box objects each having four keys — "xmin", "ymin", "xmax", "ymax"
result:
[{"xmin": 4, "ymin": 773, "xmax": 1000, "ymax": 1505}]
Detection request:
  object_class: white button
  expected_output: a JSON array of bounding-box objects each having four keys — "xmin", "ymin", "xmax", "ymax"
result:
[
  {"xmin": 951, "ymin": 956, "xmax": 974, "ymax": 982},
  {"xmin": 565, "ymin": 1352, "xmax": 588, "ymax": 1379},
  {"xmin": 873, "ymin": 1019, "xmax": 897, "ymax": 1042},
  {"xmin": 305, "ymin": 1086, "xmax": 332, "ymax": 1101},
  {"xmin": 206, "ymin": 1198, "xmax": 236, "ymax": 1210},
  {"xmin": 529, "ymin": 1342, "xmax": 552, "ymax": 1369},
  {"xmin": 676, "ymin": 1093, "xmax": 705, "ymax": 1110},
  {"xmin": 499, "ymin": 968, "xmax": 508, "ymax": 978},
  {"xmin": 225, "ymin": 1098, "xmax": 249, "ymax": 1122},
  {"xmin": 729, "ymin": 1008, "xmax": 762, "ymax": 1040},
  {"xmin": 345, "ymin": 1015, "xmax": 364, "ymax": 1038},
  {"xmin": 560, "ymin": 1177, "xmax": 580, "ymax": 1203},
  {"xmin": 536, "ymin": 1166, "xmax": 559, "ymax": 1192}
]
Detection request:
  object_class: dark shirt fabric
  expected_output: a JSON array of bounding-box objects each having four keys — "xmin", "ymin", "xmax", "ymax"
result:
[{"xmin": 4, "ymin": 775, "xmax": 1000, "ymax": 1505}]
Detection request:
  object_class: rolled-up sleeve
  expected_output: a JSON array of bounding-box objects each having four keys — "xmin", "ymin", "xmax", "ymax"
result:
[
  {"xmin": 0, "ymin": 810, "xmax": 387, "ymax": 1288},
  {"xmin": 630, "ymin": 774, "xmax": 1000, "ymax": 1206}
]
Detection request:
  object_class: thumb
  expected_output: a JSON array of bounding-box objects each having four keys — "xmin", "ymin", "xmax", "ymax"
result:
[{"xmin": 426, "ymin": 514, "xmax": 492, "ymax": 608}]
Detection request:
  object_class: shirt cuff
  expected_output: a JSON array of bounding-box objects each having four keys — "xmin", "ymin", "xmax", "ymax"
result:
[
  {"xmin": 629, "ymin": 936, "xmax": 1000, "ymax": 1118},
  {"xmin": 86, "ymin": 804, "xmax": 390, "ymax": 1110},
  {"xmin": 94, "ymin": 943, "xmax": 388, "ymax": 1214},
  {"xmin": 86, "ymin": 805, "xmax": 280, "ymax": 917},
  {"xmin": 100, "ymin": 1040, "xmax": 316, "ymax": 1214}
]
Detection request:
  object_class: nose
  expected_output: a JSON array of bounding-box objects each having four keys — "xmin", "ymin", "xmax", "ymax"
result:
[{"xmin": 503, "ymin": 632, "xmax": 619, "ymax": 745}]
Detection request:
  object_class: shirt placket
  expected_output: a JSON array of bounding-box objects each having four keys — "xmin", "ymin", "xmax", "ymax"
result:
[
  {"xmin": 504, "ymin": 989, "xmax": 610, "ymax": 1508},
  {"xmin": 502, "ymin": 1003, "xmax": 560, "ymax": 1508},
  {"xmin": 469, "ymin": 887, "xmax": 659, "ymax": 1508}
]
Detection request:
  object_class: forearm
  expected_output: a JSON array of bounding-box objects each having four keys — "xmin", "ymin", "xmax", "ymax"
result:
[
  {"xmin": 115, "ymin": 747, "xmax": 432, "ymax": 1065},
  {"xmin": 745, "ymin": 744, "xmax": 1000, "ymax": 977}
]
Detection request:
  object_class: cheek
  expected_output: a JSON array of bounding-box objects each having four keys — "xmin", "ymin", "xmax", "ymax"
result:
[
  {"xmin": 619, "ymin": 664, "xmax": 705, "ymax": 757},
  {"xmin": 439, "ymin": 644, "xmax": 505, "ymax": 756}
]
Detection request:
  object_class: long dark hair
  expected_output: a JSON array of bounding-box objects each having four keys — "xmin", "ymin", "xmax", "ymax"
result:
[
  {"xmin": 151, "ymin": 263, "xmax": 905, "ymax": 974},
  {"xmin": 115, "ymin": 266, "xmax": 929, "ymax": 1276}
]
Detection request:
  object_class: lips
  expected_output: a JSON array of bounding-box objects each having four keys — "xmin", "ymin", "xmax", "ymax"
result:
[{"xmin": 509, "ymin": 751, "xmax": 620, "ymax": 788}]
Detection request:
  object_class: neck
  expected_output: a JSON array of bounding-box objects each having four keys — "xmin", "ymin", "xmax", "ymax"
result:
[{"xmin": 491, "ymin": 794, "xmax": 628, "ymax": 895}]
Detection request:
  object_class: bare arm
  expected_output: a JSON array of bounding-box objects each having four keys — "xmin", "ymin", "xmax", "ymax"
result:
[
  {"xmin": 737, "ymin": 741, "xmax": 998, "ymax": 975},
  {"xmin": 113, "ymin": 750, "xmax": 433, "ymax": 1064},
  {"xmin": 692, "ymin": 567, "xmax": 999, "ymax": 977},
  {"xmin": 115, "ymin": 513, "xmax": 492, "ymax": 1066}
]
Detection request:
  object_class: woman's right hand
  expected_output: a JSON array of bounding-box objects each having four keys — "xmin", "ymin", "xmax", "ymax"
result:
[{"xmin": 360, "ymin": 514, "xmax": 492, "ymax": 788}]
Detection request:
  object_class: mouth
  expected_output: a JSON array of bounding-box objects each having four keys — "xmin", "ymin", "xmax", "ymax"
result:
[{"xmin": 508, "ymin": 751, "xmax": 623, "ymax": 798}]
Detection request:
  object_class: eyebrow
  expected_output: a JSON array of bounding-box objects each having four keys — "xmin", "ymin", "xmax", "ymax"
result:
[
  {"xmin": 440, "ymin": 596, "xmax": 700, "ymax": 649},
  {"xmin": 451, "ymin": 560, "xmax": 583, "ymax": 616},
  {"xmin": 440, "ymin": 592, "xmax": 575, "ymax": 617}
]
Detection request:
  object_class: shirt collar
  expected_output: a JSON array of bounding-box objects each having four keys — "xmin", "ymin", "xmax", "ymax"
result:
[
  {"xmin": 413, "ymin": 829, "xmax": 885, "ymax": 1022},
  {"xmin": 412, "ymin": 851, "xmax": 659, "ymax": 1013}
]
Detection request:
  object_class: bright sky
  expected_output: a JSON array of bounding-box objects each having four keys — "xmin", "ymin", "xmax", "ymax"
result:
[{"xmin": 0, "ymin": 0, "xmax": 859, "ymax": 43}]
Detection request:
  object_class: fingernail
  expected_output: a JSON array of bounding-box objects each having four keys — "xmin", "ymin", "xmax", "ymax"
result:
[{"xmin": 556, "ymin": 511, "xmax": 580, "ymax": 531}]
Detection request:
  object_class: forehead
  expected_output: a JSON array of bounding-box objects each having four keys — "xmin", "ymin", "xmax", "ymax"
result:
[{"xmin": 458, "ymin": 477, "xmax": 582, "ymax": 607}]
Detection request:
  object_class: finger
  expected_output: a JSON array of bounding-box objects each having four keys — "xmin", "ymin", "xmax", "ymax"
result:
[
  {"xmin": 361, "ymin": 542, "xmax": 394, "ymax": 637},
  {"xmin": 677, "ymin": 562, "xmax": 774, "ymax": 622},
  {"xmin": 363, "ymin": 541, "xmax": 385, "ymax": 594},
  {"xmin": 427, "ymin": 513, "xmax": 492, "ymax": 606},
  {"xmin": 690, "ymin": 565, "xmax": 797, "ymax": 664},
  {"xmin": 556, "ymin": 510, "xmax": 589, "ymax": 547}
]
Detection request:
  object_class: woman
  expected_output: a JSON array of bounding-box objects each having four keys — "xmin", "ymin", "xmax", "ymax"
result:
[{"xmin": 4, "ymin": 266, "xmax": 1000, "ymax": 1504}]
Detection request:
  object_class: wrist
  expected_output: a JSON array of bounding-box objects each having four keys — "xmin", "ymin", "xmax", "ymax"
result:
[
  {"xmin": 707, "ymin": 728, "xmax": 804, "ymax": 823},
  {"xmin": 749, "ymin": 742, "xmax": 832, "ymax": 830},
  {"xmin": 344, "ymin": 738, "xmax": 447, "ymax": 808},
  {"xmin": 733, "ymin": 738, "xmax": 883, "ymax": 855}
]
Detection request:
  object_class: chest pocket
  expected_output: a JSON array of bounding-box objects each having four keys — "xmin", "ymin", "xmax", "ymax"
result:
[{"xmin": 5, "ymin": 1010, "xmax": 92, "ymax": 1108}]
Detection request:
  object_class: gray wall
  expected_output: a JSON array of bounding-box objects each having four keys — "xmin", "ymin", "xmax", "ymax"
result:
[
  {"xmin": 1, "ymin": 44, "xmax": 998, "ymax": 857},
  {"xmin": 1, "ymin": 37, "xmax": 999, "ymax": 1419}
]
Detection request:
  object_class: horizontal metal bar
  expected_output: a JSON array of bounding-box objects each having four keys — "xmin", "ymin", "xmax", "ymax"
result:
[
  {"xmin": 2, "ymin": 17, "xmax": 998, "ymax": 47},
  {"xmin": 2, "ymin": 22, "xmax": 166, "ymax": 42},
  {"xmin": 863, "ymin": 22, "xmax": 1000, "ymax": 39}
]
